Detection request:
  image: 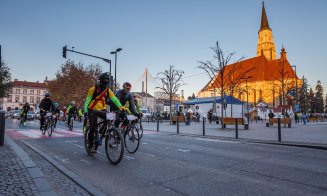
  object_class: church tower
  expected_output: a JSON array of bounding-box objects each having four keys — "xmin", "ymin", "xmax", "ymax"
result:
[{"xmin": 256, "ymin": 1, "xmax": 276, "ymax": 60}]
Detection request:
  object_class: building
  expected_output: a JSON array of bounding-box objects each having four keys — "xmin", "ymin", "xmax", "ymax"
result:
[
  {"xmin": 133, "ymin": 92, "xmax": 155, "ymax": 112},
  {"xmin": 0, "ymin": 80, "xmax": 48, "ymax": 111},
  {"xmin": 198, "ymin": 2, "xmax": 301, "ymax": 107}
]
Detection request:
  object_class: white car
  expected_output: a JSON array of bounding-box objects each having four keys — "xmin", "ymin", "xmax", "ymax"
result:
[{"xmin": 141, "ymin": 109, "xmax": 151, "ymax": 120}]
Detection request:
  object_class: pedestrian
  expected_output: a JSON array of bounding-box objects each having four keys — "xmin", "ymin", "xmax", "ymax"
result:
[
  {"xmin": 268, "ymin": 110, "xmax": 275, "ymax": 126},
  {"xmin": 294, "ymin": 112, "xmax": 298, "ymax": 123},
  {"xmin": 207, "ymin": 109, "xmax": 213, "ymax": 124},
  {"xmin": 302, "ymin": 112, "xmax": 307, "ymax": 125}
]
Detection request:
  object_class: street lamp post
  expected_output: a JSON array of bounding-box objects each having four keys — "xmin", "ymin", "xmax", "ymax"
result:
[
  {"xmin": 241, "ymin": 76, "xmax": 252, "ymax": 119},
  {"xmin": 111, "ymin": 48, "xmax": 123, "ymax": 92},
  {"xmin": 291, "ymin": 65, "xmax": 298, "ymax": 103}
]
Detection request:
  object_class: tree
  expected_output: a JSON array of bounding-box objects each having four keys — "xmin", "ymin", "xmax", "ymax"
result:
[
  {"xmin": 314, "ymin": 80, "xmax": 324, "ymax": 113},
  {"xmin": 198, "ymin": 41, "xmax": 252, "ymax": 127},
  {"xmin": 47, "ymin": 60, "xmax": 101, "ymax": 108},
  {"xmin": 156, "ymin": 65, "xmax": 185, "ymax": 122},
  {"xmin": 274, "ymin": 58, "xmax": 297, "ymax": 114},
  {"xmin": 0, "ymin": 60, "xmax": 12, "ymax": 98},
  {"xmin": 298, "ymin": 76, "xmax": 309, "ymax": 114},
  {"xmin": 308, "ymin": 88, "xmax": 315, "ymax": 114}
]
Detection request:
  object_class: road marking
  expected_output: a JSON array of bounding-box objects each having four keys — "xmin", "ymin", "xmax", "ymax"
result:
[
  {"xmin": 177, "ymin": 149, "xmax": 191, "ymax": 152},
  {"xmin": 71, "ymin": 143, "xmax": 85, "ymax": 149},
  {"xmin": 80, "ymin": 159, "xmax": 92, "ymax": 165},
  {"xmin": 65, "ymin": 140, "xmax": 79, "ymax": 143},
  {"xmin": 139, "ymin": 152, "xmax": 155, "ymax": 157}
]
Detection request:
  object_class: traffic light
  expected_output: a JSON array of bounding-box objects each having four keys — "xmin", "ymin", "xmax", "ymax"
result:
[{"xmin": 62, "ymin": 45, "xmax": 67, "ymax": 58}]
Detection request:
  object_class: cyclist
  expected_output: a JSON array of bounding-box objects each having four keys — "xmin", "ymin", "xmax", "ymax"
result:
[
  {"xmin": 84, "ymin": 72, "xmax": 126, "ymax": 155},
  {"xmin": 62, "ymin": 106, "xmax": 67, "ymax": 122},
  {"xmin": 78, "ymin": 108, "xmax": 83, "ymax": 122},
  {"xmin": 20, "ymin": 102, "xmax": 30, "ymax": 125},
  {"xmin": 113, "ymin": 82, "xmax": 141, "ymax": 126},
  {"xmin": 124, "ymin": 92, "xmax": 142, "ymax": 115},
  {"xmin": 53, "ymin": 103, "xmax": 60, "ymax": 128},
  {"xmin": 66, "ymin": 101, "xmax": 77, "ymax": 128},
  {"xmin": 39, "ymin": 93, "xmax": 56, "ymax": 130}
]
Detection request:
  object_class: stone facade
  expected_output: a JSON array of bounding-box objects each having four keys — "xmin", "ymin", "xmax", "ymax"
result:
[{"xmin": 0, "ymin": 80, "xmax": 48, "ymax": 111}]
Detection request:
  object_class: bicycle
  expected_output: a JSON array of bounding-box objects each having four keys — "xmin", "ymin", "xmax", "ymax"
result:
[
  {"xmin": 84, "ymin": 111, "xmax": 124, "ymax": 165},
  {"xmin": 133, "ymin": 118, "xmax": 143, "ymax": 140},
  {"xmin": 118, "ymin": 114, "xmax": 140, "ymax": 154},
  {"xmin": 19, "ymin": 113, "xmax": 27, "ymax": 127},
  {"xmin": 68, "ymin": 115, "xmax": 74, "ymax": 131},
  {"xmin": 41, "ymin": 112, "xmax": 55, "ymax": 136}
]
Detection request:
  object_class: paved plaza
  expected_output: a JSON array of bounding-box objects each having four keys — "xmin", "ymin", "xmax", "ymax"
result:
[{"xmin": 141, "ymin": 119, "xmax": 327, "ymax": 147}]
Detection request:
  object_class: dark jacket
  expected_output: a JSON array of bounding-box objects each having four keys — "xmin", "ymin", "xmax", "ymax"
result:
[
  {"xmin": 114, "ymin": 90, "xmax": 138, "ymax": 116},
  {"xmin": 39, "ymin": 98, "xmax": 56, "ymax": 112}
]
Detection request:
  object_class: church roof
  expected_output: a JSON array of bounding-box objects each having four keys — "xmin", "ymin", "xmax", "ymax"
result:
[
  {"xmin": 206, "ymin": 55, "xmax": 297, "ymax": 90},
  {"xmin": 260, "ymin": 2, "xmax": 271, "ymax": 31}
]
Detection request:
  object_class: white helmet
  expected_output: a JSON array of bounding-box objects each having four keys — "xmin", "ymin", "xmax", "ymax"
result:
[{"xmin": 71, "ymin": 101, "xmax": 75, "ymax": 105}]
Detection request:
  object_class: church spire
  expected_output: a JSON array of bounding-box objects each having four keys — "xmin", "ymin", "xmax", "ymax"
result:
[
  {"xmin": 256, "ymin": 1, "xmax": 276, "ymax": 60},
  {"xmin": 260, "ymin": 1, "xmax": 271, "ymax": 31}
]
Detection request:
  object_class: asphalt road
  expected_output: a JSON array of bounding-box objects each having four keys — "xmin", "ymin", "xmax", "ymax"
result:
[{"xmin": 6, "ymin": 119, "xmax": 327, "ymax": 196}]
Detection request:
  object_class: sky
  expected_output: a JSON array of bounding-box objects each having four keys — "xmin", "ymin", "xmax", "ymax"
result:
[{"xmin": 1, "ymin": 0, "xmax": 327, "ymax": 98}]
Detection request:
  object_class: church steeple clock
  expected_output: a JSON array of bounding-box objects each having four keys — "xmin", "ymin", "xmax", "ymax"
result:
[{"xmin": 256, "ymin": 1, "xmax": 276, "ymax": 60}]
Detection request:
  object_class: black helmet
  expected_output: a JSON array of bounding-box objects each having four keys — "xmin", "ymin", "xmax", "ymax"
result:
[
  {"xmin": 45, "ymin": 93, "xmax": 50, "ymax": 98},
  {"xmin": 99, "ymin": 72, "xmax": 110, "ymax": 81}
]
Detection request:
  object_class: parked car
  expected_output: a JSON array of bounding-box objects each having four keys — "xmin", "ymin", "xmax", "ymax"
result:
[
  {"xmin": 27, "ymin": 111, "xmax": 35, "ymax": 120},
  {"xmin": 11, "ymin": 110, "xmax": 21, "ymax": 119},
  {"xmin": 141, "ymin": 108, "xmax": 151, "ymax": 120},
  {"xmin": 34, "ymin": 111, "xmax": 40, "ymax": 120}
]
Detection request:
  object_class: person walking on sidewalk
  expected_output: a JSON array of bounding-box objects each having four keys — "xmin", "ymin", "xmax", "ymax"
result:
[{"xmin": 302, "ymin": 112, "xmax": 307, "ymax": 125}]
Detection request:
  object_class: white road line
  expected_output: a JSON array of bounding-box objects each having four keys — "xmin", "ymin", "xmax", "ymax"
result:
[
  {"xmin": 64, "ymin": 140, "xmax": 79, "ymax": 143},
  {"xmin": 18, "ymin": 131, "xmax": 39, "ymax": 138},
  {"xmin": 139, "ymin": 152, "xmax": 155, "ymax": 157}
]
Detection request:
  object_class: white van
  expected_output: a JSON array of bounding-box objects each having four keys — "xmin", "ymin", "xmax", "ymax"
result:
[{"xmin": 141, "ymin": 108, "xmax": 151, "ymax": 120}]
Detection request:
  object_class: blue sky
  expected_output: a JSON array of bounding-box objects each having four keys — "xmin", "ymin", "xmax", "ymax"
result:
[{"xmin": 1, "ymin": 0, "xmax": 327, "ymax": 97}]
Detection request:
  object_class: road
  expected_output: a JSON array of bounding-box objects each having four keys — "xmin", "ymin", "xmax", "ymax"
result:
[{"xmin": 6, "ymin": 118, "xmax": 327, "ymax": 196}]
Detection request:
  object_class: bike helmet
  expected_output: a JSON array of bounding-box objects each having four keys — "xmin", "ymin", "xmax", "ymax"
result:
[
  {"xmin": 71, "ymin": 101, "xmax": 75, "ymax": 105},
  {"xmin": 123, "ymin": 82, "xmax": 132, "ymax": 89},
  {"xmin": 45, "ymin": 93, "xmax": 50, "ymax": 97},
  {"xmin": 99, "ymin": 72, "xmax": 110, "ymax": 81}
]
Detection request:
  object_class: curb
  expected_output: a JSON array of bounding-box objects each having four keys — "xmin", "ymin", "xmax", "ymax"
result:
[
  {"xmin": 144, "ymin": 129, "xmax": 327, "ymax": 150},
  {"xmin": 22, "ymin": 141, "xmax": 106, "ymax": 196},
  {"xmin": 4, "ymin": 135, "xmax": 57, "ymax": 196}
]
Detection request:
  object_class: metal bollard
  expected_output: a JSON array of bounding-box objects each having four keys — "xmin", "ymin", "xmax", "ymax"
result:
[
  {"xmin": 278, "ymin": 118, "xmax": 281, "ymax": 142},
  {"xmin": 235, "ymin": 118, "xmax": 238, "ymax": 139},
  {"xmin": 202, "ymin": 117, "xmax": 206, "ymax": 136},
  {"xmin": 0, "ymin": 111, "xmax": 5, "ymax": 146},
  {"xmin": 177, "ymin": 116, "xmax": 179, "ymax": 134},
  {"xmin": 157, "ymin": 119, "xmax": 159, "ymax": 132}
]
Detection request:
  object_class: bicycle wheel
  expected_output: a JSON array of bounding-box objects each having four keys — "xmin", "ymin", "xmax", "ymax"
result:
[
  {"xmin": 124, "ymin": 125, "xmax": 140, "ymax": 154},
  {"xmin": 48, "ymin": 120, "xmax": 53, "ymax": 136},
  {"xmin": 19, "ymin": 117, "xmax": 24, "ymax": 127},
  {"xmin": 42, "ymin": 120, "xmax": 47, "ymax": 135},
  {"xmin": 135, "ymin": 121, "xmax": 143, "ymax": 140},
  {"xmin": 105, "ymin": 128, "xmax": 124, "ymax": 165}
]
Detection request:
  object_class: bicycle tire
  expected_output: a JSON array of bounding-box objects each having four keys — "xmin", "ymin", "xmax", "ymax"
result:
[
  {"xmin": 105, "ymin": 128, "xmax": 124, "ymax": 165},
  {"xmin": 48, "ymin": 120, "xmax": 53, "ymax": 136},
  {"xmin": 19, "ymin": 118, "xmax": 24, "ymax": 127},
  {"xmin": 136, "ymin": 121, "xmax": 143, "ymax": 140},
  {"xmin": 124, "ymin": 125, "xmax": 140, "ymax": 154},
  {"xmin": 42, "ymin": 120, "xmax": 47, "ymax": 135},
  {"xmin": 69, "ymin": 118, "xmax": 74, "ymax": 131}
]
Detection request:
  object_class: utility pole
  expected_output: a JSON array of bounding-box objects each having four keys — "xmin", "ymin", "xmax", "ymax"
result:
[{"xmin": 0, "ymin": 44, "xmax": 2, "ymax": 68}]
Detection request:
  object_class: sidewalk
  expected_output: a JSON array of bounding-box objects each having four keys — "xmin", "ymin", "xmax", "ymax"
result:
[
  {"xmin": 141, "ymin": 119, "xmax": 327, "ymax": 148},
  {"xmin": 0, "ymin": 135, "xmax": 56, "ymax": 196}
]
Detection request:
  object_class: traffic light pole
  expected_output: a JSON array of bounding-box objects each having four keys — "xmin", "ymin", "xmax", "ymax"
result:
[{"xmin": 62, "ymin": 46, "xmax": 113, "ymax": 89}]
